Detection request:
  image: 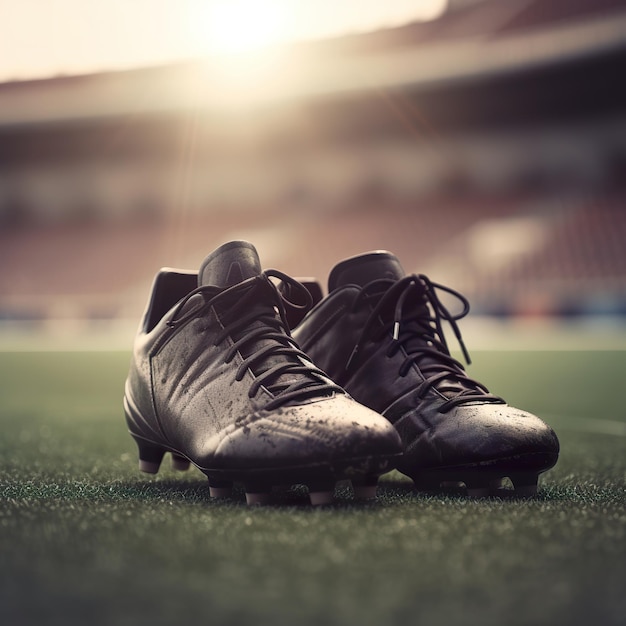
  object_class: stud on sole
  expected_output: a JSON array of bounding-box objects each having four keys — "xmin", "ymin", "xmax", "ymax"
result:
[
  {"xmin": 511, "ymin": 474, "xmax": 539, "ymax": 497},
  {"xmin": 171, "ymin": 454, "xmax": 190, "ymax": 472},
  {"xmin": 245, "ymin": 491, "xmax": 272, "ymax": 506},
  {"xmin": 209, "ymin": 485, "xmax": 233, "ymax": 498},
  {"xmin": 134, "ymin": 438, "xmax": 166, "ymax": 474},
  {"xmin": 208, "ymin": 477, "xmax": 234, "ymax": 499},
  {"xmin": 139, "ymin": 459, "xmax": 161, "ymax": 474},
  {"xmin": 309, "ymin": 490, "xmax": 334, "ymax": 506},
  {"xmin": 352, "ymin": 475, "xmax": 379, "ymax": 500}
]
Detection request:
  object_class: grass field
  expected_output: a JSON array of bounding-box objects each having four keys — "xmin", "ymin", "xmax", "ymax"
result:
[{"xmin": 1, "ymin": 349, "xmax": 625, "ymax": 626}]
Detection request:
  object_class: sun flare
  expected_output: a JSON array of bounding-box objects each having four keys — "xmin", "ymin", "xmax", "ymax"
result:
[{"xmin": 198, "ymin": 0, "xmax": 286, "ymax": 56}]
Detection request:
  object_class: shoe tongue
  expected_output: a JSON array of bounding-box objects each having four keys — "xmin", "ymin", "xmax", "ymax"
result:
[
  {"xmin": 328, "ymin": 251, "xmax": 405, "ymax": 292},
  {"xmin": 198, "ymin": 241, "xmax": 262, "ymax": 288},
  {"xmin": 198, "ymin": 240, "xmax": 316, "ymax": 401}
]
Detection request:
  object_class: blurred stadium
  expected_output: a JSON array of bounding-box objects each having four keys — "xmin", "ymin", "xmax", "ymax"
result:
[
  {"xmin": 1, "ymin": 3, "xmax": 625, "ymax": 626},
  {"xmin": 1, "ymin": 0, "xmax": 626, "ymax": 345}
]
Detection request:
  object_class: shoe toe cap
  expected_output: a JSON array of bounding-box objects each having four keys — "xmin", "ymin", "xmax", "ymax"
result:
[
  {"xmin": 211, "ymin": 395, "xmax": 403, "ymax": 472},
  {"xmin": 399, "ymin": 402, "xmax": 559, "ymax": 470}
]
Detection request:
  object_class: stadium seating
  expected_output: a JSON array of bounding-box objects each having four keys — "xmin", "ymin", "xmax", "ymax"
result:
[{"xmin": 2, "ymin": 191, "xmax": 625, "ymax": 321}]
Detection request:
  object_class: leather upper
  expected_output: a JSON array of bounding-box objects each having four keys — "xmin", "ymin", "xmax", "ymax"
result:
[
  {"xmin": 294, "ymin": 277, "xmax": 560, "ymax": 473},
  {"xmin": 124, "ymin": 249, "xmax": 403, "ymax": 473}
]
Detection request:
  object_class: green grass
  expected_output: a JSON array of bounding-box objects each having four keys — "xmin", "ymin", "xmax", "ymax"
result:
[{"xmin": 1, "ymin": 350, "xmax": 625, "ymax": 626}]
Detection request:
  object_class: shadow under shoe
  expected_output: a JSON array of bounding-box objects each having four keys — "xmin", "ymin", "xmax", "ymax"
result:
[
  {"xmin": 124, "ymin": 241, "xmax": 403, "ymax": 505},
  {"xmin": 293, "ymin": 250, "xmax": 560, "ymax": 498}
]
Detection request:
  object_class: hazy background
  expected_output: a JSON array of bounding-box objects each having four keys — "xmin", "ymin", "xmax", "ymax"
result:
[{"xmin": 1, "ymin": 0, "xmax": 626, "ymax": 347}]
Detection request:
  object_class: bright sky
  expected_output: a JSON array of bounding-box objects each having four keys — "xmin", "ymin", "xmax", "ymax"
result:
[{"xmin": 0, "ymin": 0, "xmax": 447, "ymax": 81}]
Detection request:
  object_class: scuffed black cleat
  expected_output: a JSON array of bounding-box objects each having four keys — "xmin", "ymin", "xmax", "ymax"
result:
[
  {"xmin": 124, "ymin": 241, "xmax": 402, "ymax": 506},
  {"xmin": 292, "ymin": 250, "xmax": 560, "ymax": 498}
]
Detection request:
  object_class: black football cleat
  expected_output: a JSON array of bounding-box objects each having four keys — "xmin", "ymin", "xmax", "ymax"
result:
[
  {"xmin": 123, "ymin": 241, "xmax": 402, "ymax": 505},
  {"xmin": 292, "ymin": 251, "xmax": 560, "ymax": 498}
]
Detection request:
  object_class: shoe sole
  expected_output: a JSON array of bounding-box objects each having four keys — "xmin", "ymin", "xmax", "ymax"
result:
[
  {"xmin": 131, "ymin": 433, "xmax": 399, "ymax": 506},
  {"xmin": 405, "ymin": 452, "xmax": 559, "ymax": 498}
]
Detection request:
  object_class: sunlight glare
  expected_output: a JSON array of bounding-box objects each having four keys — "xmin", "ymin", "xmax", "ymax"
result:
[{"xmin": 200, "ymin": 0, "xmax": 286, "ymax": 55}]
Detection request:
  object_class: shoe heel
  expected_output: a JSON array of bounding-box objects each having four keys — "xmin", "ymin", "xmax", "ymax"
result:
[{"xmin": 134, "ymin": 437, "xmax": 166, "ymax": 474}]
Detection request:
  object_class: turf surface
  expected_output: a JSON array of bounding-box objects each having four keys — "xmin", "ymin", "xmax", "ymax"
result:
[{"xmin": 1, "ymin": 350, "xmax": 625, "ymax": 626}]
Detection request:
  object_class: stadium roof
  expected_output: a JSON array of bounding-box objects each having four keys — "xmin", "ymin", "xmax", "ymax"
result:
[{"xmin": 1, "ymin": 0, "xmax": 625, "ymax": 129}]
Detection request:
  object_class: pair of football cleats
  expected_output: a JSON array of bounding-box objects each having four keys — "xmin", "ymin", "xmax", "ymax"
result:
[{"xmin": 124, "ymin": 241, "xmax": 559, "ymax": 505}]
